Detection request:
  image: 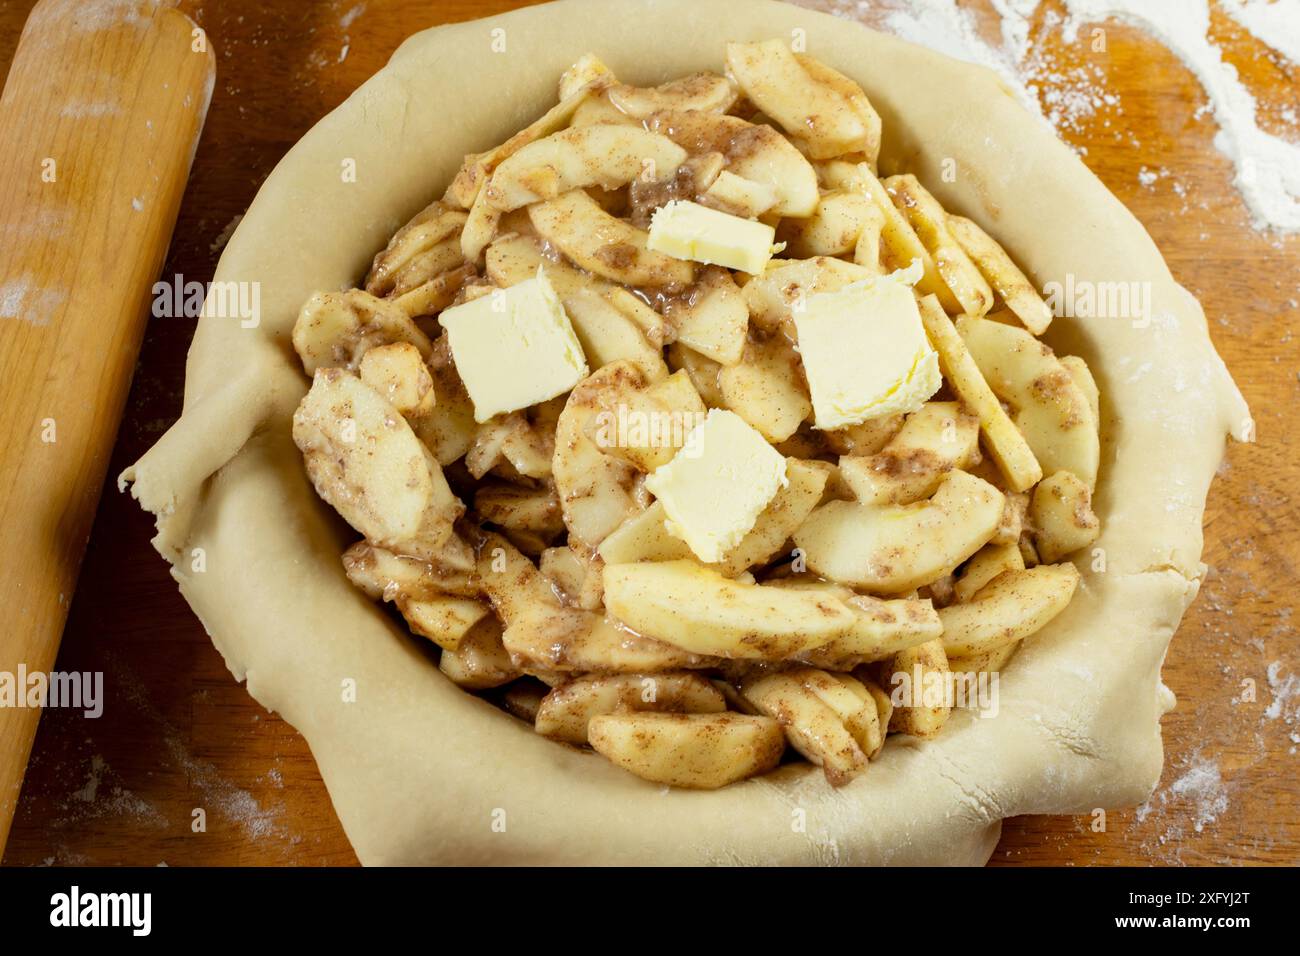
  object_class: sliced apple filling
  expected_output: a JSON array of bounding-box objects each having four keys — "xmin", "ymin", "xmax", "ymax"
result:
[{"xmin": 287, "ymin": 41, "xmax": 1099, "ymax": 790}]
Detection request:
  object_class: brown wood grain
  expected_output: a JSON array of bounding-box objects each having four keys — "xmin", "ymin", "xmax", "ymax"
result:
[
  {"xmin": 1, "ymin": 0, "xmax": 1296, "ymax": 867},
  {"xmin": 0, "ymin": 0, "xmax": 213, "ymax": 851}
]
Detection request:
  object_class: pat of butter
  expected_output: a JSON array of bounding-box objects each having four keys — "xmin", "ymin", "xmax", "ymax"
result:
[
  {"xmin": 646, "ymin": 199, "xmax": 778, "ymax": 275},
  {"xmin": 439, "ymin": 268, "xmax": 588, "ymax": 423},
  {"xmin": 795, "ymin": 267, "xmax": 941, "ymax": 429},
  {"xmin": 644, "ymin": 408, "xmax": 788, "ymax": 563}
]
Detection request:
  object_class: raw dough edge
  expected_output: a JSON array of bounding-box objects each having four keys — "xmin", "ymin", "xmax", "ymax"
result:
[{"xmin": 121, "ymin": 0, "xmax": 1249, "ymax": 865}]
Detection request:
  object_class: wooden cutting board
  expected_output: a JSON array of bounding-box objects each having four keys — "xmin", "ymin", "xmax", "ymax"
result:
[{"xmin": 2, "ymin": 0, "xmax": 1296, "ymax": 867}]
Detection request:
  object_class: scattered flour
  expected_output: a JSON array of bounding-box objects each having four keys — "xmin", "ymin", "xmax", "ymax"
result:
[
  {"xmin": 30, "ymin": 0, "xmax": 155, "ymax": 34},
  {"xmin": 0, "ymin": 279, "xmax": 66, "ymax": 326},
  {"xmin": 73, "ymin": 755, "xmax": 106, "ymax": 802},
  {"xmin": 106, "ymin": 651, "xmax": 287, "ymax": 843},
  {"xmin": 340, "ymin": 3, "xmax": 366, "ymax": 30},
  {"xmin": 1135, "ymin": 752, "xmax": 1232, "ymax": 855},
  {"xmin": 57, "ymin": 753, "xmax": 168, "ymax": 830},
  {"xmin": 1264, "ymin": 661, "xmax": 1299, "ymax": 724},
  {"xmin": 1220, "ymin": 0, "xmax": 1300, "ymax": 65},
  {"xmin": 879, "ymin": 0, "xmax": 1046, "ymax": 118},
  {"xmin": 59, "ymin": 101, "xmax": 121, "ymax": 118},
  {"xmin": 1166, "ymin": 758, "xmax": 1231, "ymax": 833},
  {"xmin": 1060, "ymin": 0, "xmax": 1300, "ymax": 232},
  {"xmin": 800, "ymin": 0, "xmax": 1300, "ymax": 232},
  {"xmin": 210, "ymin": 213, "xmax": 244, "ymax": 254}
]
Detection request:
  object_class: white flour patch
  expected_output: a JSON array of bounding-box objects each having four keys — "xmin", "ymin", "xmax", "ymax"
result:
[
  {"xmin": 0, "ymin": 279, "xmax": 31, "ymax": 318},
  {"xmin": 29, "ymin": 0, "xmax": 155, "ymax": 34},
  {"xmin": 807, "ymin": 0, "xmax": 1123, "ymax": 143},
  {"xmin": 210, "ymin": 214, "xmax": 244, "ymax": 254},
  {"xmin": 879, "ymin": 0, "xmax": 1047, "ymax": 119},
  {"xmin": 1221, "ymin": 0, "xmax": 1300, "ymax": 65},
  {"xmin": 1166, "ymin": 757, "xmax": 1230, "ymax": 832},
  {"xmin": 0, "ymin": 279, "xmax": 66, "ymax": 325},
  {"xmin": 160, "ymin": 734, "xmax": 283, "ymax": 840},
  {"xmin": 1062, "ymin": 0, "xmax": 1300, "ymax": 232},
  {"xmin": 107, "ymin": 651, "xmax": 288, "ymax": 843},
  {"xmin": 340, "ymin": 3, "xmax": 366, "ymax": 29},
  {"xmin": 1264, "ymin": 661, "xmax": 1299, "ymax": 724},
  {"xmin": 1135, "ymin": 752, "xmax": 1232, "ymax": 859},
  {"xmin": 60, "ymin": 101, "xmax": 120, "ymax": 118},
  {"xmin": 74, "ymin": 754, "xmax": 106, "ymax": 802},
  {"xmin": 799, "ymin": 0, "xmax": 1300, "ymax": 232},
  {"xmin": 57, "ymin": 753, "xmax": 168, "ymax": 830}
]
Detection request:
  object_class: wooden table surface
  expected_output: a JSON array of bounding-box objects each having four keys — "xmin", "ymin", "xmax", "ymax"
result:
[{"xmin": 1, "ymin": 0, "xmax": 1296, "ymax": 867}]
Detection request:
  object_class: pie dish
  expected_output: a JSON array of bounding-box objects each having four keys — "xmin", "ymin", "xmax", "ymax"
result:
[{"xmin": 123, "ymin": 0, "xmax": 1249, "ymax": 864}]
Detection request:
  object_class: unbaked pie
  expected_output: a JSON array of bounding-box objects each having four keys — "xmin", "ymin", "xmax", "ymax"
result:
[
  {"xmin": 123, "ymin": 0, "xmax": 1249, "ymax": 865},
  {"xmin": 287, "ymin": 39, "xmax": 1106, "ymax": 790}
]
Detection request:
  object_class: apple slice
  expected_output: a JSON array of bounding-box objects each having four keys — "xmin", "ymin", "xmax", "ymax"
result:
[
  {"xmin": 939, "ymin": 563, "xmax": 1080, "ymax": 658},
  {"xmin": 291, "ymin": 289, "xmax": 432, "ymax": 375},
  {"xmin": 719, "ymin": 335, "xmax": 812, "ymax": 443},
  {"xmin": 647, "ymin": 109, "xmax": 819, "ymax": 216},
  {"xmin": 725, "ymin": 40, "xmax": 878, "ymax": 160},
  {"xmin": 439, "ymin": 616, "xmax": 519, "ymax": 689},
  {"xmin": 794, "ymin": 470, "xmax": 1004, "ymax": 593},
  {"xmin": 365, "ymin": 200, "xmax": 468, "ymax": 296},
  {"xmin": 777, "ymin": 189, "xmax": 876, "ymax": 258},
  {"xmin": 1030, "ymin": 471, "xmax": 1100, "ymax": 563},
  {"xmin": 292, "ymin": 369, "xmax": 459, "ymax": 557},
  {"xmin": 608, "ymin": 71, "xmax": 739, "ymax": 117},
  {"xmin": 956, "ymin": 315, "xmax": 1099, "ymax": 489},
  {"xmin": 880, "ymin": 638, "xmax": 951, "ymax": 738},
  {"xmin": 477, "ymin": 533, "xmax": 713, "ymax": 674},
  {"xmin": 398, "ymin": 594, "xmax": 490, "ymax": 651},
  {"xmin": 603, "ymin": 559, "xmax": 853, "ymax": 659},
  {"xmin": 529, "ymin": 190, "xmax": 693, "ymax": 287},
  {"xmin": 564, "ymin": 288, "xmax": 669, "ymax": 383},
  {"xmin": 770, "ymin": 580, "xmax": 943, "ymax": 667},
  {"xmin": 952, "ymin": 541, "xmax": 1025, "ymax": 603},
  {"xmin": 444, "ymin": 77, "xmax": 600, "ymax": 209},
  {"xmin": 838, "ymin": 401, "xmax": 980, "ymax": 505},
  {"xmin": 946, "ymin": 213, "xmax": 1052, "ymax": 334},
  {"xmin": 486, "ymin": 125, "xmax": 688, "ymax": 211},
  {"xmin": 664, "ymin": 267, "xmax": 749, "ymax": 366},
  {"xmin": 741, "ymin": 669, "xmax": 873, "ymax": 786},
  {"xmin": 357, "ymin": 342, "xmax": 434, "ymax": 417},
  {"xmin": 917, "ymin": 297, "xmax": 1042, "ymax": 492},
  {"xmin": 589, "ymin": 712, "xmax": 784, "ymax": 789},
  {"xmin": 597, "ymin": 501, "xmax": 693, "ymax": 565},
  {"xmin": 884, "ymin": 174, "xmax": 994, "ymax": 317},
  {"xmin": 535, "ymin": 672, "xmax": 724, "ymax": 744}
]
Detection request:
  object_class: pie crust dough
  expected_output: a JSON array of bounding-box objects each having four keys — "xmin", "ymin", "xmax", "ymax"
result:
[{"xmin": 122, "ymin": 0, "xmax": 1250, "ymax": 865}]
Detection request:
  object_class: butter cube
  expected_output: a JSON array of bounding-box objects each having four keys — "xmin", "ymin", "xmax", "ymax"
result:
[
  {"xmin": 647, "ymin": 200, "xmax": 778, "ymax": 275},
  {"xmin": 645, "ymin": 409, "xmax": 788, "ymax": 563},
  {"xmin": 795, "ymin": 268, "xmax": 941, "ymax": 429},
  {"xmin": 439, "ymin": 268, "xmax": 588, "ymax": 422}
]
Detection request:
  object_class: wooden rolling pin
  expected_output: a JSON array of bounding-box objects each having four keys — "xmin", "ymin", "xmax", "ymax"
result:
[{"xmin": 0, "ymin": 0, "xmax": 214, "ymax": 852}]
